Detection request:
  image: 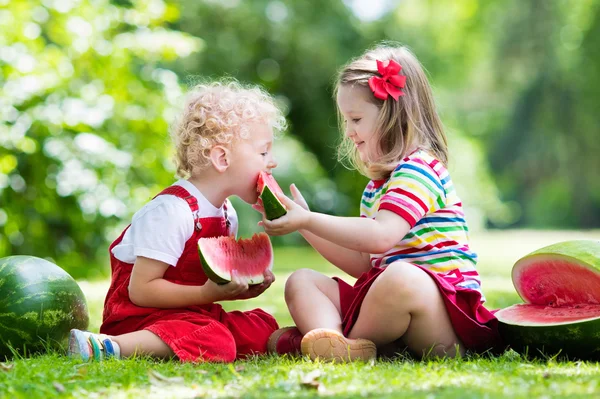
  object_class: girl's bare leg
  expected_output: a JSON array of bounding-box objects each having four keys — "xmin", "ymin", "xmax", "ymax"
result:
[
  {"xmin": 348, "ymin": 262, "xmax": 465, "ymax": 358},
  {"xmin": 284, "ymin": 268, "xmax": 376, "ymax": 362},
  {"xmin": 284, "ymin": 268, "xmax": 342, "ymax": 334}
]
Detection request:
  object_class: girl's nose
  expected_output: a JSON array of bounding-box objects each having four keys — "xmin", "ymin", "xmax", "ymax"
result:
[{"xmin": 345, "ymin": 125, "xmax": 354, "ymax": 138}]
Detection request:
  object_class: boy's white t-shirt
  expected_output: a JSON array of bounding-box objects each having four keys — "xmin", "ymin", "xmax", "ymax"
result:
[{"xmin": 111, "ymin": 179, "xmax": 239, "ymax": 267}]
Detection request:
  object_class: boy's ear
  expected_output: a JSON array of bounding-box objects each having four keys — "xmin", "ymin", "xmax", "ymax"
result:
[{"xmin": 209, "ymin": 145, "xmax": 230, "ymax": 172}]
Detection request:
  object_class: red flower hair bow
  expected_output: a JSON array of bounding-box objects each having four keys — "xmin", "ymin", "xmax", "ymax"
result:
[{"xmin": 368, "ymin": 59, "xmax": 406, "ymax": 101}]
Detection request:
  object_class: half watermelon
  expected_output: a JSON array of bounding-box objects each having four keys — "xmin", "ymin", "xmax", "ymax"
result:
[
  {"xmin": 198, "ymin": 233, "xmax": 273, "ymax": 285},
  {"xmin": 495, "ymin": 240, "xmax": 600, "ymax": 360},
  {"xmin": 0, "ymin": 256, "xmax": 90, "ymax": 359},
  {"xmin": 254, "ymin": 171, "xmax": 287, "ymax": 220}
]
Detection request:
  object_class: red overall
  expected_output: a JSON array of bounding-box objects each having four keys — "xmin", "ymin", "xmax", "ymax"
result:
[{"xmin": 100, "ymin": 185, "xmax": 279, "ymax": 363}]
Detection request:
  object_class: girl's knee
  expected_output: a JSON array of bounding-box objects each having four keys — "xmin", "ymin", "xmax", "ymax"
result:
[
  {"xmin": 370, "ymin": 263, "xmax": 433, "ymax": 308},
  {"xmin": 284, "ymin": 268, "xmax": 321, "ymax": 300},
  {"xmin": 376, "ymin": 263, "xmax": 419, "ymax": 295}
]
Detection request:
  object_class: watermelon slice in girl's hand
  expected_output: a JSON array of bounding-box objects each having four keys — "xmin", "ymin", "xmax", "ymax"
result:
[
  {"xmin": 495, "ymin": 240, "xmax": 600, "ymax": 360},
  {"xmin": 254, "ymin": 171, "xmax": 287, "ymax": 220},
  {"xmin": 198, "ymin": 233, "xmax": 273, "ymax": 285}
]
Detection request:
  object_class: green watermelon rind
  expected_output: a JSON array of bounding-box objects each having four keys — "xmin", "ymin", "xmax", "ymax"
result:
[
  {"xmin": 497, "ymin": 306, "xmax": 600, "ymax": 360},
  {"xmin": 261, "ymin": 184, "xmax": 287, "ymax": 221},
  {"xmin": 198, "ymin": 245, "xmax": 231, "ymax": 285},
  {"xmin": 0, "ymin": 256, "xmax": 90, "ymax": 358}
]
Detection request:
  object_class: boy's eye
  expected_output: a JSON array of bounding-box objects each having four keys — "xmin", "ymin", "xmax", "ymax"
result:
[
  {"xmin": 261, "ymin": 152, "xmax": 268, "ymax": 156},
  {"xmin": 352, "ymin": 118, "xmax": 361, "ymax": 123}
]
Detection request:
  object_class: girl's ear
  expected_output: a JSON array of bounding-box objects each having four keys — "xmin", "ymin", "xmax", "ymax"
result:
[{"xmin": 209, "ymin": 145, "xmax": 231, "ymax": 172}]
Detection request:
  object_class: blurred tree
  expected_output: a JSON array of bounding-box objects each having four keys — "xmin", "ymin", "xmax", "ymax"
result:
[
  {"xmin": 0, "ymin": 0, "xmax": 201, "ymax": 278},
  {"xmin": 480, "ymin": 0, "xmax": 600, "ymax": 228}
]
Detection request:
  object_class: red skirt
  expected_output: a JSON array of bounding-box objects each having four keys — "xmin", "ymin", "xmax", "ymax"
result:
[{"xmin": 333, "ymin": 265, "xmax": 504, "ymax": 354}]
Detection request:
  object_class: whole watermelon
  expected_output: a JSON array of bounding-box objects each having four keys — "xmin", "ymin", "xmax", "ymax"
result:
[{"xmin": 0, "ymin": 256, "xmax": 89, "ymax": 358}]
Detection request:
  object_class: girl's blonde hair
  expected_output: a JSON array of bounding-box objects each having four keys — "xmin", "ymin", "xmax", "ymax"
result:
[
  {"xmin": 336, "ymin": 44, "xmax": 448, "ymax": 180},
  {"xmin": 171, "ymin": 79, "xmax": 287, "ymax": 178}
]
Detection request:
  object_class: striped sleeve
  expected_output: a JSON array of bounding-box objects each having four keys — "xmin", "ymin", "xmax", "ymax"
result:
[{"xmin": 379, "ymin": 158, "xmax": 446, "ymax": 227}]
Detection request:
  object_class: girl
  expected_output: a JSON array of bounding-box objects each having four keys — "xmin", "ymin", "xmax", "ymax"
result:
[
  {"xmin": 264, "ymin": 45, "xmax": 502, "ymax": 362},
  {"xmin": 68, "ymin": 79, "xmax": 286, "ymax": 363}
]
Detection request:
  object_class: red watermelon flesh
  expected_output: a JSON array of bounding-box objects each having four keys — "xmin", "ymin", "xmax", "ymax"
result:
[
  {"xmin": 513, "ymin": 256, "xmax": 600, "ymax": 306},
  {"xmin": 253, "ymin": 171, "xmax": 287, "ymax": 220},
  {"xmin": 496, "ymin": 304, "xmax": 600, "ymax": 325},
  {"xmin": 198, "ymin": 233, "xmax": 273, "ymax": 285}
]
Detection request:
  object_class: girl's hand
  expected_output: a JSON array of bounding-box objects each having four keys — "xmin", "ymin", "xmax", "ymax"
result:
[
  {"xmin": 289, "ymin": 184, "xmax": 309, "ymax": 211},
  {"xmin": 261, "ymin": 185, "xmax": 311, "ymax": 236},
  {"xmin": 202, "ymin": 270, "xmax": 249, "ymax": 302},
  {"xmin": 233, "ymin": 269, "xmax": 275, "ymax": 300}
]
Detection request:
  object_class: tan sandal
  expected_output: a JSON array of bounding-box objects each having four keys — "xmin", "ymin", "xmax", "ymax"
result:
[{"xmin": 300, "ymin": 328, "xmax": 376, "ymax": 362}]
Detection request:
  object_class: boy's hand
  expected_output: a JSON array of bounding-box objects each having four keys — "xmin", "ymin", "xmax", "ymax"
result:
[
  {"xmin": 261, "ymin": 185, "xmax": 311, "ymax": 236},
  {"xmin": 201, "ymin": 270, "xmax": 249, "ymax": 302},
  {"xmin": 233, "ymin": 269, "xmax": 275, "ymax": 300}
]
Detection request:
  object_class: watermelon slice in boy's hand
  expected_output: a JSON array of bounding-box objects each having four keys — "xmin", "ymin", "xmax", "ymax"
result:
[
  {"xmin": 253, "ymin": 171, "xmax": 287, "ymax": 220},
  {"xmin": 198, "ymin": 233, "xmax": 273, "ymax": 285}
]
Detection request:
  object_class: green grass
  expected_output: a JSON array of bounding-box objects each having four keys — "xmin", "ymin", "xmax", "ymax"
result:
[{"xmin": 1, "ymin": 230, "xmax": 599, "ymax": 398}]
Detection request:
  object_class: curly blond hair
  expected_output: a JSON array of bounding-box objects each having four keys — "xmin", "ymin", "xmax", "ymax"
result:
[{"xmin": 170, "ymin": 79, "xmax": 287, "ymax": 178}]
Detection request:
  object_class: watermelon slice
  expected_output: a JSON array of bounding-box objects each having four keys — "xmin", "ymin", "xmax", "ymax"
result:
[
  {"xmin": 198, "ymin": 233, "xmax": 273, "ymax": 285},
  {"xmin": 254, "ymin": 171, "xmax": 287, "ymax": 220},
  {"xmin": 496, "ymin": 240, "xmax": 600, "ymax": 360}
]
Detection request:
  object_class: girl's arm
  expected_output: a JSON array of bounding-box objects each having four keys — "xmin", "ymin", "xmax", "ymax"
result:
[
  {"xmin": 263, "ymin": 185, "xmax": 370, "ymax": 277},
  {"xmin": 298, "ymin": 229, "xmax": 371, "ymax": 278},
  {"xmin": 128, "ymin": 256, "xmax": 254, "ymax": 308},
  {"xmin": 262, "ymin": 187, "xmax": 411, "ymax": 255}
]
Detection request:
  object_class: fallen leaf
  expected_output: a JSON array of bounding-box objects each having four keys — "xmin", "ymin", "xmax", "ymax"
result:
[
  {"xmin": 234, "ymin": 365, "xmax": 245, "ymax": 372},
  {"xmin": 53, "ymin": 382, "xmax": 66, "ymax": 393},
  {"xmin": 148, "ymin": 369, "xmax": 185, "ymax": 385},
  {"xmin": 300, "ymin": 369, "xmax": 323, "ymax": 390},
  {"xmin": 0, "ymin": 363, "xmax": 14, "ymax": 372},
  {"xmin": 77, "ymin": 365, "xmax": 89, "ymax": 377}
]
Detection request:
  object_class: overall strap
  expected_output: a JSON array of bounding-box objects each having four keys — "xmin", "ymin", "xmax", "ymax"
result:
[
  {"xmin": 153, "ymin": 186, "xmax": 202, "ymax": 231},
  {"xmin": 223, "ymin": 200, "xmax": 231, "ymax": 232}
]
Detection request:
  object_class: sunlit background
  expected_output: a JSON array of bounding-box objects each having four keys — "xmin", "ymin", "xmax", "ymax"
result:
[{"xmin": 1, "ymin": 0, "xmax": 599, "ymax": 279}]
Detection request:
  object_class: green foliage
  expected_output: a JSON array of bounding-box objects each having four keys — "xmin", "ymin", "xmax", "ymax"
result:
[{"xmin": 0, "ymin": 0, "xmax": 203, "ymax": 278}]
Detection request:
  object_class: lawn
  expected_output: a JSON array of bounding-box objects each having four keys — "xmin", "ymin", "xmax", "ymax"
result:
[{"xmin": 1, "ymin": 230, "xmax": 599, "ymax": 398}]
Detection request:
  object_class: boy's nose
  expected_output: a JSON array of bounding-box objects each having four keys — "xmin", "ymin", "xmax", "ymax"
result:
[{"xmin": 269, "ymin": 158, "xmax": 278, "ymax": 169}]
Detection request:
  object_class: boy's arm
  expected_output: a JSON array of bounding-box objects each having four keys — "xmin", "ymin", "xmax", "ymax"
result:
[{"xmin": 128, "ymin": 256, "xmax": 249, "ymax": 308}]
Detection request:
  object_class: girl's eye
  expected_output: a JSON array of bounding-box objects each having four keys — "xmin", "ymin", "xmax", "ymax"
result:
[
  {"xmin": 352, "ymin": 118, "xmax": 361, "ymax": 123},
  {"xmin": 261, "ymin": 152, "xmax": 268, "ymax": 156}
]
